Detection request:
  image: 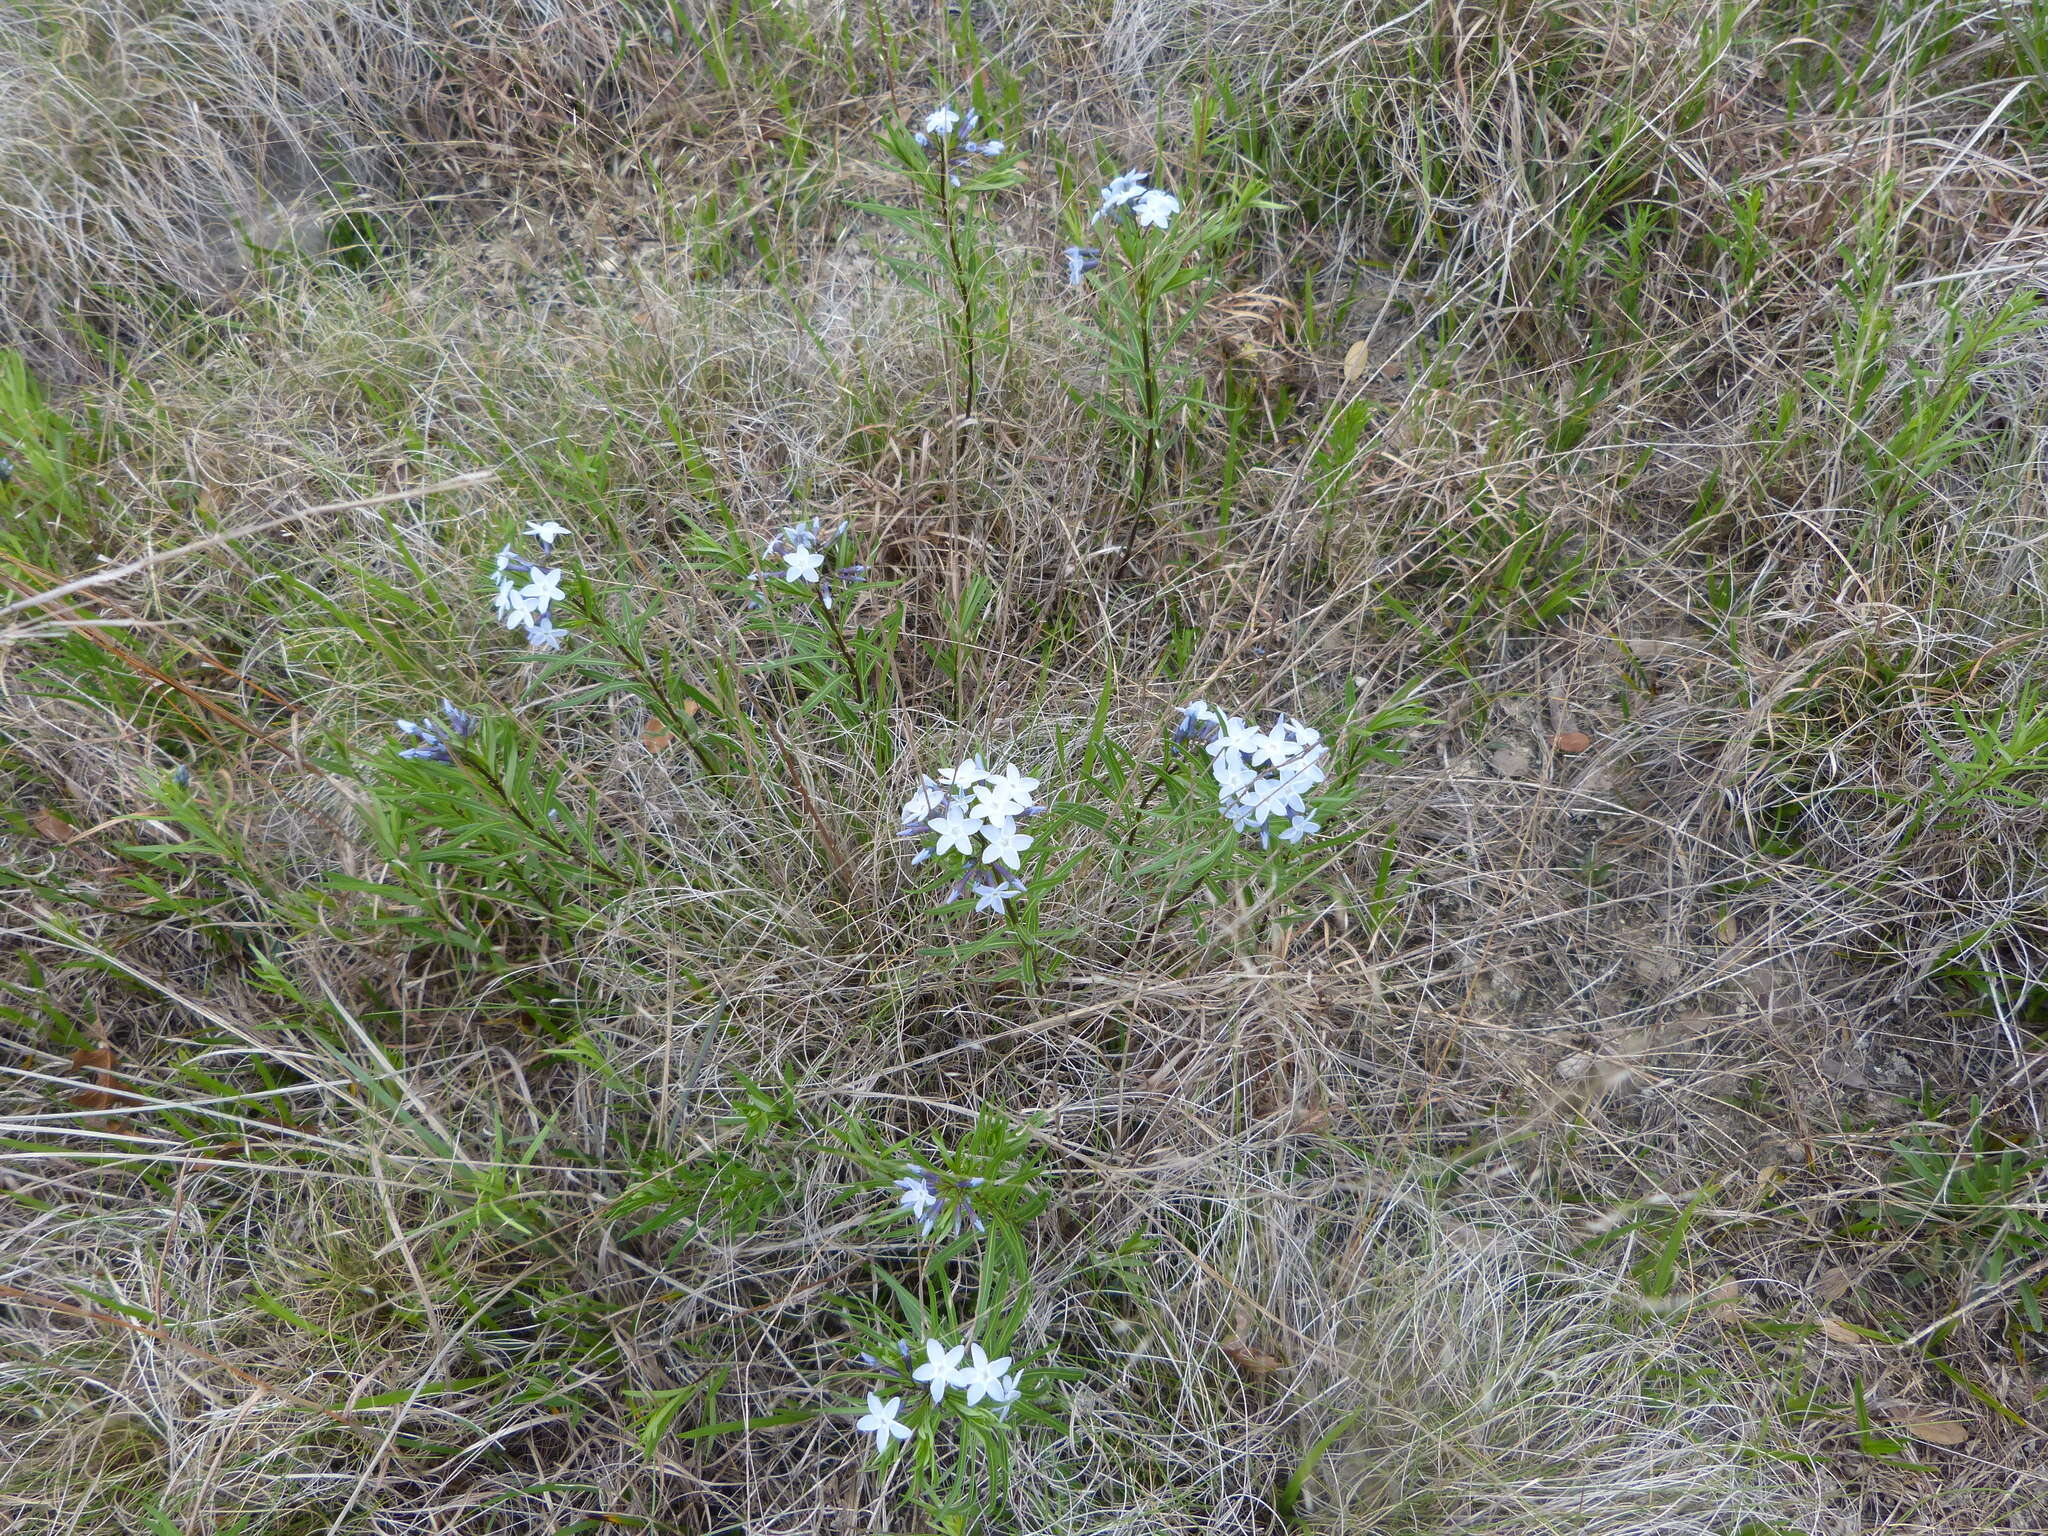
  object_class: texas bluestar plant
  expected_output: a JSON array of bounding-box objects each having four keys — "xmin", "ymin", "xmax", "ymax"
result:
[
  {"xmin": 491, "ymin": 521, "xmax": 572, "ymax": 652},
  {"xmin": 892, "ymin": 1163, "xmax": 988, "ymax": 1237},
  {"xmin": 897, "ymin": 757, "xmax": 1045, "ymax": 914},
  {"xmin": 393, "ymin": 700, "xmax": 476, "ymax": 763},
  {"xmin": 752, "ymin": 517, "xmax": 867, "ymax": 610},
  {"xmin": 1174, "ymin": 702, "xmax": 1326, "ymax": 845}
]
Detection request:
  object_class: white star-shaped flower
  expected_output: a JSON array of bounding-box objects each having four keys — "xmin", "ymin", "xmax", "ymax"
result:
[
  {"xmin": 922, "ymin": 106, "xmax": 961, "ymax": 137},
  {"xmin": 988, "ymin": 1372, "xmax": 1022, "ymax": 1416},
  {"xmin": 1212, "ymin": 756, "xmax": 1257, "ymax": 796},
  {"xmin": 1275, "ymin": 715, "xmax": 1321, "ymax": 749},
  {"xmin": 955, "ymin": 1343, "xmax": 1014, "ymax": 1406},
  {"xmin": 894, "ymin": 1174, "xmax": 939, "ymax": 1224},
  {"xmin": 1248, "ymin": 730, "xmax": 1293, "ymax": 768},
  {"xmin": 937, "ymin": 757, "xmax": 992, "ymax": 789},
  {"xmin": 979, "ymin": 823, "xmax": 1034, "ymax": 871},
  {"xmin": 1279, "ymin": 815, "xmax": 1318, "ymax": 844},
  {"xmin": 972, "ymin": 879, "xmax": 1019, "ymax": 915},
  {"xmin": 782, "ymin": 545, "xmax": 826, "ymax": 583},
  {"xmin": 526, "ymin": 613, "xmax": 567, "ymax": 652},
  {"xmin": 912, "ymin": 1339, "xmax": 966, "ymax": 1403},
  {"xmin": 524, "ymin": 520, "xmax": 569, "ymax": 547},
  {"xmin": 900, "ymin": 781, "xmax": 949, "ymax": 826},
  {"xmin": 521, "ymin": 567, "xmax": 566, "ymax": 613},
  {"xmin": 986, "ymin": 762, "xmax": 1039, "ymax": 807},
  {"xmin": 856, "ymin": 1393, "xmax": 913, "ymax": 1457},
  {"xmin": 927, "ymin": 806, "xmax": 985, "ymax": 859},
  {"xmin": 1209, "ymin": 716, "xmax": 1263, "ymax": 761},
  {"xmin": 1133, "ymin": 188, "xmax": 1181, "ymax": 230}
]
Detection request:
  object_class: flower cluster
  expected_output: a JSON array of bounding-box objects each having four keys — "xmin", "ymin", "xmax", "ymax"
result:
[
  {"xmin": 1092, "ymin": 168, "xmax": 1180, "ymax": 231},
  {"xmin": 753, "ymin": 518, "xmax": 866, "ymax": 610},
  {"xmin": 491, "ymin": 520, "xmax": 571, "ymax": 652},
  {"xmin": 897, "ymin": 757, "xmax": 1044, "ymax": 914},
  {"xmin": 913, "ymin": 103, "xmax": 1004, "ymax": 159},
  {"xmin": 394, "ymin": 700, "xmax": 476, "ymax": 764},
  {"xmin": 852, "ymin": 1337, "xmax": 1023, "ymax": 1457},
  {"xmin": 892, "ymin": 1163, "xmax": 986, "ymax": 1237},
  {"xmin": 1174, "ymin": 702, "xmax": 1326, "ymax": 845}
]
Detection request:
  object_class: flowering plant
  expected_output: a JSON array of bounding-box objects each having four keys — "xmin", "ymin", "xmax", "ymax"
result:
[
  {"xmin": 859, "ymin": 94, "xmax": 1026, "ymax": 425},
  {"xmin": 490, "ymin": 519, "xmax": 573, "ymax": 652},
  {"xmin": 1064, "ymin": 164, "xmax": 1255, "ymax": 556},
  {"xmin": 891, "ymin": 1163, "xmax": 987, "ymax": 1238},
  {"xmin": 897, "ymin": 756, "xmax": 1045, "ymax": 914},
  {"xmin": 393, "ymin": 700, "xmax": 476, "ymax": 764},
  {"xmin": 1172, "ymin": 702, "xmax": 1326, "ymax": 845},
  {"xmin": 751, "ymin": 517, "xmax": 867, "ymax": 610}
]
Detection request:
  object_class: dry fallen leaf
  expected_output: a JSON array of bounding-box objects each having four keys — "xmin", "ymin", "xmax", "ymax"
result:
[
  {"xmin": 32, "ymin": 807, "xmax": 78, "ymax": 843},
  {"xmin": 1342, "ymin": 338, "xmax": 1372, "ymax": 383},
  {"xmin": 68, "ymin": 1045, "xmax": 136, "ymax": 1112},
  {"xmin": 1487, "ymin": 743, "xmax": 1535, "ymax": 779},
  {"xmin": 1704, "ymin": 1279, "xmax": 1746, "ymax": 1322},
  {"xmin": 1222, "ymin": 1342, "xmax": 1289, "ymax": 1376},
  {"xmin": 1815, "ymin": 1266, "xmax": 1853, "ymax": 1302},
  {"xmin": 1818, "ymin": 1315, "xmax": 1867, "ymax": 1346},
  {"xmin": 642, "ymin": 716, "xmax": 675, "ymax": 752},
  {"xmin": 1551, "ymin": 730, "xmax": 1592, "ymax": 753},
  {"xmin": 1898, "ymin": 1417, "xmax": 1971, "ymax": 1448}
]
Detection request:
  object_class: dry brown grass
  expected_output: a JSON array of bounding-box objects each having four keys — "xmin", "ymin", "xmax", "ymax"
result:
[{"xmin": 4, "ymin": 0, "xmax": 2048, "ymax": 1531}]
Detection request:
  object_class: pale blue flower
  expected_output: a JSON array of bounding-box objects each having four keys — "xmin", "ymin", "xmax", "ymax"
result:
[
  {"xmin": 856, "ymin": 1393, "xmax": 914, "ymax": 1457},
  {"xmin": 1133, "ymin": 187, "xmax": 1181, "ymax": 230},
  {"xmin": 956, "ymin": 1343, "xmax": 1014, "ymax": 1406},
  {"xmin": 526, "ymin": 612, "xmax": 567, "ymax": 652},
  {"xmin": 395, "ymin": 701, "xmax": 476, "ymax": 764},
  {"xmin": 913, "ymin": 1339, "xmax": 967, "ymax": 1403}
]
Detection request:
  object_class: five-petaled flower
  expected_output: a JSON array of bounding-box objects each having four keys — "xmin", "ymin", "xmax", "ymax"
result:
[
  {"xmin": 523, "ymin": 520, "xmax": 569, "ymax": 548},
  {"xmin": 1133, "ymin": 187, "xmax": 1181, "ymax": 230},
  {"xmin": 979, "ymin": 822, "xmax": 1033, "ymax": 871},
  {"xmin": 856, "ymin": 1393, "xmax": 914, "ymax": 1458},
  {"xmin": 912, "ymin": 1339, "xmax": 967, "ymax": 1403},
  {"xmin": 782, "ymin": 545, "xmax": 826, "ymax": 584},
  {"xmin": 956, "ymin": 1343, "xmax": 1015, "ymax": 1407},
  {"xmin": 972, "ymin": 879, "xmax": 1023, "ymax": 915},
  {"xmin": 753, "ymin": 518, "xmax": 864, "ymax": 610},
  {"xmin": 520, "ymin": 567, "xmax": 566, "ymax": 611},
  {"xmin": 894, "ymin": 1172, "xmax": 940, "ymax": 1227},
  {"xmin": 928, "ymin": 806, "xmax": 985, "ymax": 858}
]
